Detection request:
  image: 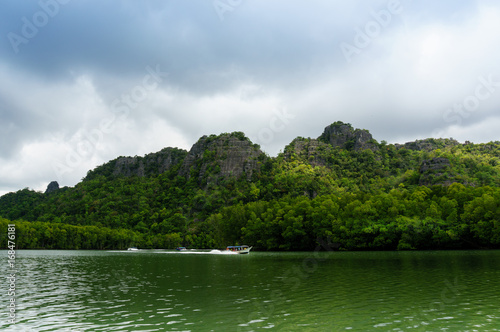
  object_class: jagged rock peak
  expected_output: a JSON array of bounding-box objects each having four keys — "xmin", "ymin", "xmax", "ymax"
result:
[
  {"xmin": 318, "ymin": 121, "xmax": 378, "ymax": 151},
  {"xmin": 180, "ymin": 132, "xmax": 264, "ymax": 182},
  {"xmin": 45, "ymin": 181, "xmax": 60, "ymax": 194},
  {"xmin": 283, "ymin": 137, "xmax": 333, "ymax": 167},
  {"xmin": 395, "ymin": 138, "xmax": 460, "ymax": 151},
  {"xmin": 112, "ymin": 147, "xmax": 187, "ymax": 178},
  {"xmin": 84, "ymin": 147, "xmax": 188, "ymax": 180}
]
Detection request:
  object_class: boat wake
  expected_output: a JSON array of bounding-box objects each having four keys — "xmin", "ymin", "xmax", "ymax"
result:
[
  {"xmin": 109, "ymin": 246, "xmax": 251, "ymax": 255},
  {"xmin": 156, "ymin": 250, "xmax": 240, "ymax": 255}
]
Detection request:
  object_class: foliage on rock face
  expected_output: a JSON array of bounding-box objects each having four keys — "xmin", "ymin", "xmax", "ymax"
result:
[{"xmin": 1, "ymin": 125, "xmax": 499, "ymax": 250}]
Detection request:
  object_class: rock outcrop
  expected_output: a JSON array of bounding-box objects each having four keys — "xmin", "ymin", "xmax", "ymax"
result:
[
  {"xmin": 179, "ymin": 132, "xmax": 265, "ymax": 183},
  {"xmin": 283, "ymin": 137, "xmax": 333, "ymax": 167},
  {"xmin": 318, "ymin": 121, "xmax": 378, "ymax": 151},
  {"xmin": 396, "ymin": 138, "xmax": 460, "ymax": 151},
  {"xmin": 84, "ymin": 147, "xmax": 187, "ymax": 180},
  {"xmin": 45, "ymin": 181, "xmax": 60, "ymax": 194},
  {"xmin": 112, "ymin": 147, "xmax": 187, "ymax": 178},
  {"xmin": 84, "ymin": 132, "xmax": 264, "ymax": 184},
  {"xmin": 419, "ymin": 157, "xmax": 454, "ymax": 185}
]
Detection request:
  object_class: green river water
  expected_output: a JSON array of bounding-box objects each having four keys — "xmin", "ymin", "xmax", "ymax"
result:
[{"xmin": 2, "ymin": 249, "xmax": 499, "ymax": 331}]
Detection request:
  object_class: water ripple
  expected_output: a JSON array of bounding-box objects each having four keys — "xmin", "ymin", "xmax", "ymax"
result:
[{"xmin": 2, "ymin": 250, "xmax": 500, "ymax": 331}]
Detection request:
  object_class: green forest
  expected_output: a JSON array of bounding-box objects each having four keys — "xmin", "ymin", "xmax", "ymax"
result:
[{"xmin": 1, "ymin": 122, "xmax": 499, "ymax": 251}]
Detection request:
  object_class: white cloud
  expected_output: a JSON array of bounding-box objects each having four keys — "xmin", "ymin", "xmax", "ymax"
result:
[{"xmin": 440, "ymin": 116, "xmax": 500, "ymax": 143}]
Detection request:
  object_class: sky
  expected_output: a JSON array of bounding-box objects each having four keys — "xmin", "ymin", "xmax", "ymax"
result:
[{"xmin": 1, "ymin": 0, "xmax": 499, "ymax": 196}]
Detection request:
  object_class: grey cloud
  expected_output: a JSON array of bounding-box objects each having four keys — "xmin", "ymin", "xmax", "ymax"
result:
[
  {"xmin": 1, "ymin": 1, "xmax": 361, "ymax": 91},
  {"xmin": 1, "ymin": 0, "xmax": 499, "ymax": 194}
]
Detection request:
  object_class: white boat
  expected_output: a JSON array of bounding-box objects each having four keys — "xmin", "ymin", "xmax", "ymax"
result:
[
  {"xmin": 226, "ymin": 245, "xmax": 252, "ymax": 254},
  {"xmin": 127, "ymin": 247, "xmax": 139, "ymax": 251}
]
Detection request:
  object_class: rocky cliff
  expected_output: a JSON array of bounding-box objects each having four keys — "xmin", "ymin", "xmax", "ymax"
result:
[
  {"xmin": 418, "ymin": 157, "xmax": 459, "ymax": 186},
  {"xmin": 284, "ymin": 122, "xmax": 378, "ymax": 166},
  {"xmin": 179, "ymin": 132, "xmax": 265, "ymax": 184},
  {"xmin": 85, "ymin": 147, "xmax": 187, "ymax": 180},
  {"xmin": 84, "ymin": 132, "xmax": 265, "ymax": 184},
  {"xmin": 45, "ymin": 181, "xmax": 60, "ymax": 194},
  {"xmin": 318, "ymin": 121, "xmax": 378, "ymax": 151},
  {"xmin": 112, "ymin": 147, "xmax": 187, "ymax": 177},
  {"xmin": 81, "ymin": 121, "xmax": 496, "ymax": 189},
  {"xmin": 283, "ymin": 137, "xmax": 333, "ymax": 167},
  {"xmin": 395, "ymin": 138, "xmax": 460, "ymax": 151}
]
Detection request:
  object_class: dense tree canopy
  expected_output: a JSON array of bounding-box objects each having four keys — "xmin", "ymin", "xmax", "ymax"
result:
[{"xmin": 1, "ymin": 126, "xmax": 499, "ymax": 250}]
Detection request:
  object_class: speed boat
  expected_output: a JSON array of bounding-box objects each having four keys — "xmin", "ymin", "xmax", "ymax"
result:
[{"xmin": 225, "ymin": 245, "xmax": 252, "ymax": 254}]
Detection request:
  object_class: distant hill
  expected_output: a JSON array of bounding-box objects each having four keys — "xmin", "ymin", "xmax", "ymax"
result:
[{"xmin": 1, "ymin": 121, "xmax": 499, "ymax": 251}]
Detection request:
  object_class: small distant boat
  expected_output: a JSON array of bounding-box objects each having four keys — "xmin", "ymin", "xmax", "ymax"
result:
[
  {"xmin": 226, "ymin": 245, "xmax": 252, "ymax": 254},
  {"xmin": 176, "ymin": 247, "xmax": 187, "ymax": 251},
  {"xmin": 127, "ymin": 247, "xmax": 139, "ymax": 251}
]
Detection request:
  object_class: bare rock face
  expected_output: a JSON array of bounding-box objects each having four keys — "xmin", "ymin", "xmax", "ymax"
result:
[
  {"xmin": 45, "ymin": 181, "xmax": 60, "ymax": 194},
  {"xmin": 112, "ymin": 148, "xmax": 187, "ymax": 178},
  {"xmin": 179, "ymin": 132, "xmax": 264, "ymax": 183},
  {"xmin": 84, "ymin": 133, "xmax": 264, "ymax": 184},
  {"xmin": 396, "ymin": 138, "xmax": 460, "ymax": 151},
  {"xmin": 420, "ymin": 157, "xmax": 451, "ymax": 173},
  {"xmin": 84, "ymin": 147, "xmax": 188, "ymax": 180},
  {"xmin": 283, "ymin": 121, "xmax": 379, "ymax": 167},
  {"xmin": 319, "ymin": 121, "xmax": 378, "ymax": 151},
  {"xmin": 283, "ymin": 137, "xmax": 333, "ymax": 167},
  {"xmin": 419, "ymin": 157, "xmax": 453, "ymax": 185}
]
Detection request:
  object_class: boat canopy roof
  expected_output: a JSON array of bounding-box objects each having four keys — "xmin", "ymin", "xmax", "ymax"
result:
[{"xmin": 226, "ymin": 245, "xmax": 249, "ymax": 249}]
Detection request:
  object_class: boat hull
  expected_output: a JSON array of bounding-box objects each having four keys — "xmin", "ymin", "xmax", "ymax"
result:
[{"xmin": 226, "ymin": 246, "xmax": 252, "ymax": 254}]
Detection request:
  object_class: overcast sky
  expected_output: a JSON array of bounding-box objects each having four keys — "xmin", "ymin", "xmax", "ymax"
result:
[{"xmin": 1, "ymin": 0, "xmax": 499, "ymax": 196}]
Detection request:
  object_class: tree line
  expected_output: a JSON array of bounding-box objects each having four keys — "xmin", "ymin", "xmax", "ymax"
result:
[
  {"xmin": 1, "ymin": 129, "xmax": 499, "ymax": 250},
  {"xmin": 2, "ymin": 183, "xmax": 499, "ymax": 251}
]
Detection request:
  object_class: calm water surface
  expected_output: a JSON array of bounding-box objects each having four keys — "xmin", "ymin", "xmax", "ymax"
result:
[{"xmin": 1, "ymin": 250, "xmax": 499, "ymax": 331}]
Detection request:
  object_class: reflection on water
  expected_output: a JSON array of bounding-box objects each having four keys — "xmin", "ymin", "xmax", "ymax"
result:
[{"xmin": 1, "ymin": 250, "xmax": 500, "ymax": 331}]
